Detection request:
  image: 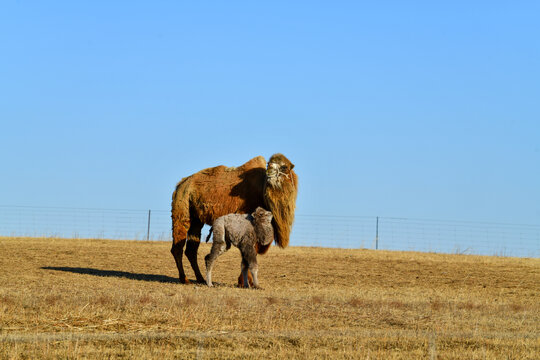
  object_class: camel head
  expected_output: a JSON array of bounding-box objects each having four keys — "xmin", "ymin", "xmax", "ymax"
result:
[
  {"xmin": 262, "ymin": 153, "xmax": 298, "ymax": 250},
  {"xmin": 266, "ymin": 153, "xmax": 295, "ymax": 188}
]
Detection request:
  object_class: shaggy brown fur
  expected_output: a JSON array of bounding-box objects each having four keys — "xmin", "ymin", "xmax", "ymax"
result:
[
  {"xmin": 264, "ymin": 153, "xmax": 298, "ymax": 250},
  {"xmin": 205, "ymin": 207, "xmax": 274, "ymax": 288},
  {"xmin": 171, "ymin": 154, "xmax": 298, "ymax": 284}
]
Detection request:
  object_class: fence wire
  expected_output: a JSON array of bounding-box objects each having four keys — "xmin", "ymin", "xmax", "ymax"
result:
[
  {"xmin": 378, "ymin": 217, "xmax": 540, "ymax": 257},
  {"xmin": 0, "ymin": 206, "xmax": 538, "ymax": 258}
]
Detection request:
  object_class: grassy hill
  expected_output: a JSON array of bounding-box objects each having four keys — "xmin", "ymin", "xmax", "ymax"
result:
[{"xmin": 1, "ymin": 237, "xmax": 538, "ymax": 359}]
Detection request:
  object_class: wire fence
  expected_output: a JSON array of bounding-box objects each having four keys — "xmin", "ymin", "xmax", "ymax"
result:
[{"xmin": 0, "ymin": 205, "xmax": 538, "ymax": 258}]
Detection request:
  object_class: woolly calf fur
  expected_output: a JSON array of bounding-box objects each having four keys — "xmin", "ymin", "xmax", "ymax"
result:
[{"xmin": 205, "ymin": 207, "xmax": 274, "ymax": 288}]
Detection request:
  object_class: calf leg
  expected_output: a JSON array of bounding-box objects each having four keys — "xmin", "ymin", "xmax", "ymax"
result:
[
  {"xmin": 204, "ymin": 226, "xmax": 227, "ymax": 287},
  {"xmin": 241, "ymin": 246, "xmax": 259, "ymax": 289},
  {"xmin": 240, "ymin": 259, "xmax": 250, "ymax": 289},
  {"xmin": 249, "ymin": 262, "xmax": 259, "ymax": 289},
  {"xmin": 204, "ymin": 241, "xmax": 227, "ymax": 287}
]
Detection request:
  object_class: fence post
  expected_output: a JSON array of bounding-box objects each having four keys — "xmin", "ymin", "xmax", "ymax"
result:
[
  {"xmin": 375, "ymin": 216, "xmax": 379, "ymax": 250},
  {"xmin": 147, "ymin": 210, "xmax": 151, "ymax": 241}
]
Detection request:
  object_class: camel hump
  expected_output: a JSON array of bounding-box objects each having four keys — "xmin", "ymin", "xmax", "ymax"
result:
[
  {"xmin": 240, "ymin": 156, "xmax": 266, "ymax": 170},
  {"xmin": 198, "ymin": 156, "xmax": 266, "ymax": 176}
]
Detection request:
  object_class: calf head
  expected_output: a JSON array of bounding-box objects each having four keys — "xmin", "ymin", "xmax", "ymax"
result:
[{"xmin": 252, "ymin": 207, "xmax": 274, "ymax": 246}]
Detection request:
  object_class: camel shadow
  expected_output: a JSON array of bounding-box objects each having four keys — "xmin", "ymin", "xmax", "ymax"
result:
[
  {"xmin": 41, "ymin": 266, "xmax": 182, "ymax": 284},
  {"xmin": 230, "ymin": 168, "xmax": 266, "ymax": 204}
]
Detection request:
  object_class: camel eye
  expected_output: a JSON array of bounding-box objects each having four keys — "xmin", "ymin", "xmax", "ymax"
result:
[{"xmin": 280, "ymin": 165, "xmax": 288, "ymax": 171}]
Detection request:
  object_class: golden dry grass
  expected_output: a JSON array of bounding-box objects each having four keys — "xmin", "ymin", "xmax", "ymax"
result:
[{"xmin": 0, "ymin": 237, "xmax": 539, "ymax": 359}]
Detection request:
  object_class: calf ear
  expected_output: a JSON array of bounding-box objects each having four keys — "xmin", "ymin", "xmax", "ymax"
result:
[{"xmin": 252, "ymin": 207, "xmax": 263, "ymax": 219}]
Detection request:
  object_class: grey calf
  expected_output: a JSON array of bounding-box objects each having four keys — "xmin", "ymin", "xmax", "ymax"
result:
[{"xmin": 205, "ymin": 207, "xmax": 274, "ymax": 288}]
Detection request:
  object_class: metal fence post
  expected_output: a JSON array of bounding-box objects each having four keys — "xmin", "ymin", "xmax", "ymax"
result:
[
  {"xmin": 375, "ymin": 216, "xmax": 379, "ymax": 250},
  {"xmin": 146, "ymin": 210, "xmax": 151, "ymax": 241}
]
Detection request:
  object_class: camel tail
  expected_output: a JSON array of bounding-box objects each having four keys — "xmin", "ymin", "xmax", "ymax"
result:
[
  {"xmin": 171, "ymin": 176, "xmax": 192, "ymax": 243},
  {"xmin": 205, "ymin": 227, "xmax": 213, "ymax": 242}
]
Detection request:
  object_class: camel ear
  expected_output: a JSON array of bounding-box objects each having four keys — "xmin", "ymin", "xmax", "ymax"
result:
[{"xmin": 290, "ymin": 163, "xmax": 294, "ymax": 170}]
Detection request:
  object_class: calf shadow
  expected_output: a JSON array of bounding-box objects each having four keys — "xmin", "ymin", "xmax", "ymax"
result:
[{"xmin": 41, "ymin": 266, "xmax": 180, "ymax": 284}]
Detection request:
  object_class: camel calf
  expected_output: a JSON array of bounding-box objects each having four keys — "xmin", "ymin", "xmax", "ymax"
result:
[{"xmin": 205, "ymin": 207, "xmax": 274, "ymax": 288}]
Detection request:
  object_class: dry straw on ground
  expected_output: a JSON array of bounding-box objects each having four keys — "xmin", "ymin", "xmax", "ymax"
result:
[{"xmin": 0, "ymin": 237, "xmax": 539, "ymax": 359}]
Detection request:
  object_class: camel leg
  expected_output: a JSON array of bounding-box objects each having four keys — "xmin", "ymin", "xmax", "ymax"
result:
[
  {"xmin": 205, "ymin": 253, "xmax": 214, "ymax": 287},
  {"xmin": 237, "ymin": 270, "xmax": 254, "ymax": 288},
  {"xmin": 242, "ymin": 246, "xmax": 259, "ymax": 288},
  {"xmin": 186, "ymin": 239, "xmax": 205, "ymax": 283},
  {"xmin": 249, "ymin": 263, "xmax": 260, "ymax": 289},
  {"xmin": 237, "ymin": 241, "xmax": 265, "ymax": 286},
  {"xmin": 171, "ymin": 214, "xmax": 190, "ymax": 284},
  {"xmin": 238, "ymin": 243, "xmax": 254, "ymax": 287},
  {"xmin": 241, "ymin": 259, "xmax": 250, "ymax": 289},
  {"xmin": 185, "ymin": 219, "xmax": 205, "ymax": 283},
  {"xmin": 247, "ymin": 257, "xmax": 259, "ymax": 289},
  {"xmin": 204, "ymin": 240, "xmax": 227, "ymax": 287},
  {"xmin": 171, "ymin": 239, "xmax": 189, "ymax": 284},
  {"xmin": 249, "ymin": 264, "xmax": 259, "ymax": 289}
]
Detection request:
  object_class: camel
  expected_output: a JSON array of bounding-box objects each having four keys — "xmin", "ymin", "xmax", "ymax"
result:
[
  {"xmin": 171, "ymin": 154, "xmax": 298, "ymax": 285},
  {"xmin": 205, "ymin": 207, "xmax": 274, "ymax": 288}
]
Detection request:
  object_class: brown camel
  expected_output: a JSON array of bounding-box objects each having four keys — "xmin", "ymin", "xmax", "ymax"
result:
[{"xmin": 171, "ymin": 154, "xmax": 298, "ymax": 285}]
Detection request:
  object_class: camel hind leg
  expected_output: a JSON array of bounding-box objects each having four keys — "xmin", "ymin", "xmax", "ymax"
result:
[
  {"xmin": 185, "ymin": 217, "xmax": 206, "ymax": 283},
  {"xmin": 171, "ymin": 215, "xmax": 190, "ymax": 284},
  {"xmin": 171, "ymin": 239, "xmax": 189, "ymax": 284}
]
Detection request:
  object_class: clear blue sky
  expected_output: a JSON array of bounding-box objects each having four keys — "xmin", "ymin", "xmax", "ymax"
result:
[{"xmin": 1, "ymin": 1, "xmax": 539, "ymax": 225}]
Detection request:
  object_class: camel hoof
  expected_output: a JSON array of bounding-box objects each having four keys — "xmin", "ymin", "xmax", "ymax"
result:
[
  {"xmin": 179, "ymin": 277, "xmax": 191, "ymax": 284},
  {"xmin": 238, "ymin": 274, "xmax": 254, "ymax": 288}
]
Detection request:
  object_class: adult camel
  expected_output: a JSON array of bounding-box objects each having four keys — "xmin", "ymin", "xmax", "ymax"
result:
[{"xmin": 171, "ymin": 153, "xmax": 298, "ymax": 285}]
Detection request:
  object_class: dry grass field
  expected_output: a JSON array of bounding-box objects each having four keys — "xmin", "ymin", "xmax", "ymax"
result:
[{"xmin": 0, "ymin": 237, "xmax": 538, "ymax": 359}]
